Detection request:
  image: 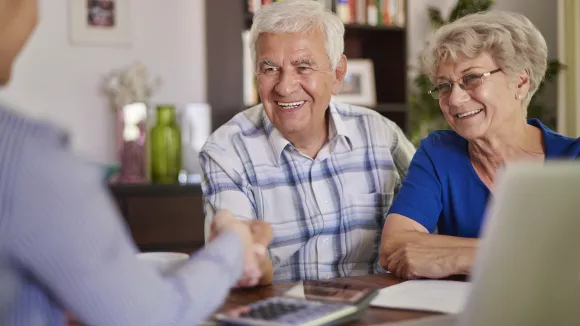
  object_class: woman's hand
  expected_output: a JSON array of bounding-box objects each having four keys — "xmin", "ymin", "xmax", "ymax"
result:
[{"xmin": 385, "ymin": 243, "xmax": 474, "ymax": 279}]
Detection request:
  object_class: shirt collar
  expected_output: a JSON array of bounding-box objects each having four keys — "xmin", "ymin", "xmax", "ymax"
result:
[
  {"xmin": 328, "ymin": 101, "xmax": 352, "ymax": 152},
  {"xmin": 264, "ymin": 101, "xmax": 353, "ymax": 166}
]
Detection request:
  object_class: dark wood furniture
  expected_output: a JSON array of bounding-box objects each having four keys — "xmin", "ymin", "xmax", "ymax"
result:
[
  {"xmin": 219, "ymin": 274, "xmax": 441, "ymax": 325},
  {"xmin": 68, "ymin": 274, "xmax": 442, "ymax": 326},
  {"xmin": 109, "ymin": 183, "xmax": 205, "ymax": 254},
  {"xmin": 205, "ymin": 0, "xmax": 410, "ymax": 133}
]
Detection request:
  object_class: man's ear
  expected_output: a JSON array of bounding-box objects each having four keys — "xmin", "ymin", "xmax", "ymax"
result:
[{"xmin": 332, "ymin": 54, "xmax": 347, "ymax": 95}]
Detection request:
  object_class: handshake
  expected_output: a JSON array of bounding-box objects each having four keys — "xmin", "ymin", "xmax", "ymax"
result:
[{"xmin": 209, "ymin": 210, "xmax": 274, "ymax": 288}]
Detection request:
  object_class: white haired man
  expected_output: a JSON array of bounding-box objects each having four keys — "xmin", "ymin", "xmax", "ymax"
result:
[{"xmin": 201, "ymin": 0, "xmax": 415, "ymax": 284}]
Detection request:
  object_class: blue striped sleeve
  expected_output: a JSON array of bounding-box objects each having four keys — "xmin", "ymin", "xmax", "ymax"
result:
[{"xmin": 7, "ymin": 130, "xmax": 244, "ymax": 325}]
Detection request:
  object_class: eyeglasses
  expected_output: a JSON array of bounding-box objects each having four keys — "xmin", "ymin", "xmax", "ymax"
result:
[{"xmin": 428, "ymin": 68, "xmax": 502, "ymax": 99}]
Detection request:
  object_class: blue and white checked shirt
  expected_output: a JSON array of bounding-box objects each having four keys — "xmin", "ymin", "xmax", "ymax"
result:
[
  {"xmin": 0, "ymin": 106, "xmax": 245, "ymax": 326},
  {"xmin": 201, "ymin": 101, "xmax": 416, "ymax": 283}
]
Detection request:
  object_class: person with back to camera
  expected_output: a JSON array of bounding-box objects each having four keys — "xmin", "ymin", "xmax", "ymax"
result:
[
  {"xmin": 0, "ymin": 0, "xmax": 272, "ymax": 325},
  {"xmin": 380, "ymin": 10, "xmax": 580, "ymax": 280}
]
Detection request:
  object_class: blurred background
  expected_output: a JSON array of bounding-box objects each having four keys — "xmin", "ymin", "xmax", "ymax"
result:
[{"xmin": 0, "ymin": 0, "xmax": 578, "ymax": 253}]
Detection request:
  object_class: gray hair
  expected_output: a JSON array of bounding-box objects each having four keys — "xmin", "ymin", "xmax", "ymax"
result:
[
  {"xmin": 421, "ymin": 10, "xmax": 548, "ymax": 109},
  {"xmin": 250, "ymin": 0, "xmax": 345, "ymax": 71}
]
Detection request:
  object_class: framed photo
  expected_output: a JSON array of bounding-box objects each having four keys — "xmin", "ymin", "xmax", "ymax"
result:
[
  {"xmin": 332, "ymin": 59, "xmax": 377, "ymax": 107},
  {"xmin": 69, "ymin": 0, "xmax": 131, "ymax": 46}
]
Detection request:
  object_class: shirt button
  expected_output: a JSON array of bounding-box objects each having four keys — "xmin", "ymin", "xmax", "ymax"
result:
[{"xmin": 323, "ymin": 238, "xmax": 329, "ymax": 244}]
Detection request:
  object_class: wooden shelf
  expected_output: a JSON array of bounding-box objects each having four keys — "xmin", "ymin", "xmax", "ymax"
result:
[
  {"xmin": 244, "ymin": 15, "xmax": 405, "ymax": 32},
  {"xmin": 373, "ymin": 103, "xmax": 407, "ymax": 113},
  {"xmin": 109, "ymin": 183, "xmax": 202, "ymax": 197},
  {"xmin": 345, "ymin": 23, "xmax": 405, "ymax": 31}
]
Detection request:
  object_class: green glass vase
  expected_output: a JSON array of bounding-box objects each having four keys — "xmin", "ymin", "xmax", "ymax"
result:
[{"xmin": 150, "ymin": 105, "xmax": 182, "ymax": 184}]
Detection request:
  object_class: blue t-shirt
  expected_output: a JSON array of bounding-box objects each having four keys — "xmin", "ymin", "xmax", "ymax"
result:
[{"xmin": 388, "ymin": 119, "xmax": 580, "ymax": 238}]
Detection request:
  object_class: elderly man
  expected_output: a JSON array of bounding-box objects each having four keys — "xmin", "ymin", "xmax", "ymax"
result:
[{"xmin": 201, "ymin": 0, "xmax": 415, "ymax": 284}]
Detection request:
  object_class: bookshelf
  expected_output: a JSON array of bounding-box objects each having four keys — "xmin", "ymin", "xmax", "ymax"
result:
[{"xmin": 205, "ymin": 0, "xmax": 409, "ymax": 133}]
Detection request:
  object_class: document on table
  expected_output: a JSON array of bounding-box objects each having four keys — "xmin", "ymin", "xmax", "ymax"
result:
[{"xmin": 370, "ymin": 280, "xmax": 471, "ymax": 314}]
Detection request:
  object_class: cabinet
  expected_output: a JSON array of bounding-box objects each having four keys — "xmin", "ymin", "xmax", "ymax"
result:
[{"xmin": 110, "ymin": 184, "xmax": 205, "ymax": 253}]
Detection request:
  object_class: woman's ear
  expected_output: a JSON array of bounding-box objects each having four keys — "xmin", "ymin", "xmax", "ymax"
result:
[
  {"xmin": 515, "ymin": 69, "xmax": 531, "ymax": 98},
  {"xmin": 332, "ymin": 55, "xmax": 347, "ymax": 95}
]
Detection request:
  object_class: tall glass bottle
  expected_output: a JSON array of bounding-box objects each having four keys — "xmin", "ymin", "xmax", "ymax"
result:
[{"xmin": 150, "ymin": 105, "xmax": 181, "ymax": 184}]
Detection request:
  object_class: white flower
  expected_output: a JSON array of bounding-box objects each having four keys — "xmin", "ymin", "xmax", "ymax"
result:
[{"xmin": 101, "ymin": 61, "xmax": 162, "ymax": 109}]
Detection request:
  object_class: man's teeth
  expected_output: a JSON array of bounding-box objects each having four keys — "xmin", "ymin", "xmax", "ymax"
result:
[
  {"xmin": 457, "ymin": 109, "xmax": 482, "ymax": 118},
  {"xmin": 277, "ymin": 101, "xmax": 304, "ymax": 109}
]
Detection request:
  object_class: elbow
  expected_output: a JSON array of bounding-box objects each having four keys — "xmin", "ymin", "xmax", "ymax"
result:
[
  {"xmin": 379, "ymin": 236, "xmax": 401, "ymax": 269},
  {"xmin": 379, "ymin": 230, "xmax": 419, "ymax": 269}
]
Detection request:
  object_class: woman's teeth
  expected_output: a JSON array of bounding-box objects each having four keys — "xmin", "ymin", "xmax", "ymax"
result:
[
  {"xmin": 457, "ymin": 109, "xmax": 482, "ymax": 119},
  {"xmin": 277, "ymin": 101, "xmax": 304, "ymax": 109}
]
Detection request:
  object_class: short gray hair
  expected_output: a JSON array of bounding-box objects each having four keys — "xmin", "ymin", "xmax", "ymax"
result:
[
  {"xmin": 250, "ymin": 0, "xmax": 345, "ymax": 70},
  {"xmin": 422, "ymin": 10, "xmax": 548, "ymax": 109}
]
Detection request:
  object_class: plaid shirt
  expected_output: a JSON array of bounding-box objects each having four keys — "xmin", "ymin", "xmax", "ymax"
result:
[{"xmin": 200, "ymin": 101, "xmax": 415, "ymax": 282}]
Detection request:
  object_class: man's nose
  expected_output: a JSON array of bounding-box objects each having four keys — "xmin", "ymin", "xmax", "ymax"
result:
[{"xmin": 274, "ymin": 70, "xmax": 299, "ymax": 96}]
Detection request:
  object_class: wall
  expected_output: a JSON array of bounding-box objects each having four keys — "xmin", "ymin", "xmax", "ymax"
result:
[
  {"xmin": 407, "ymin": 0, "xmax": 457, "ymax": 75},
  {"xmin": 0, "ymin": 0, "xmax": 206, "ymax": 164},
  {"xmin": 557, "ymin": 0, "xmax": 580, "ymax": 137},
  {"xmin": 493, "ymin": 0, "xmax": 559, "ymax": 124}
]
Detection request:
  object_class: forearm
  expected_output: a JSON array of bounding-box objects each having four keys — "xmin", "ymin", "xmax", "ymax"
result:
[
  {"xmin": 383, "ymin": 230, "xmax": 478, "ymax": 255},
  {"xmin": 12, "ymin": 156, "xmax": 244, "ymax": 325},
  {"xmin": 169, "ymin": 231, "xmax": 244, "ymax": 322},
  {"xmin": 432, "ymin": 246, "xmax": 477, "ymax": 275},
  {"xmin": 381, "ymin": 231, "xmax": 479, "ymax": 277},
  {"xmin": 15, "ymin": 220, "xmax": 243, "ymax": 326}
]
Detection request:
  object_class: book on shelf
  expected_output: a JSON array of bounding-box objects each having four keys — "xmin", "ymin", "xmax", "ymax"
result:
[
  {"xmin": 338, "ymin": 0, "xmax": 406, "ymax": 27},
  {"xmin": 247, "ymin": 0, "xmax": 405, "ymax": 28},
  {"xmin": 248, "ymin": 0, "xmax": 332, "ymax": 13}
]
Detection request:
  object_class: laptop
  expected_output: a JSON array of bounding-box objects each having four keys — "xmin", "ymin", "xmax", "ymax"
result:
[{"xmin": 385, "ymin": 161, "xmax": 580, "ymax": 326}]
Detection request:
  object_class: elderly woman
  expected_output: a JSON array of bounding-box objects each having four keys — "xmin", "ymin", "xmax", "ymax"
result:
[{"xmin": 380, "ymin": 10, "xmax": 580, "ymax": 280}]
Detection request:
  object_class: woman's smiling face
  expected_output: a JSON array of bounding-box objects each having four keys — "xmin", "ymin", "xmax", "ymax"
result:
[{"xmin": 436, "ymin": 53, "xmax": 528, "ymax": 141}]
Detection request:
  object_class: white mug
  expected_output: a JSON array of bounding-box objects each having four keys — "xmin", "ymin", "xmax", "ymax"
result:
[{"xmin": 136, "ymin": 252, "xmax": 189, "ymax": 275}]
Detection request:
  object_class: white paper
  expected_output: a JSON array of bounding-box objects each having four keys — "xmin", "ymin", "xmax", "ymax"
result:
[
  {"xmin": 370, "ymin": 280, "xmax": 471, "ymax": 314},
  {"xmin": 284, "ymin": 283, "xmax": 306, "ymax": 299}
]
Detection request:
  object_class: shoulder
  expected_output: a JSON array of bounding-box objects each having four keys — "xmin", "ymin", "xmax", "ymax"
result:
[
  {"xmin": 0, "ymin": 106, "xmax": 69, "ymax": 156},
  {"xmin": 0, "ymin": 105, "xmax": 99, "ymax": 199},
  {"xmin": 332, "ymin": 101, "xmax": 399, "ymax": 128},
  {"xmin": 202, "ymin": 105, "xmax": 266, "ymax": 154},
  {"xmin": 331, "ymin": 101, "xmax": 408, "ymax": 147},
  {"xmin": 416, "ymin": 129, "xmax": 468, "ymax": 161},
  {"xmin": 530, "ymin": 119, "xmax": 580, "ymax": 158}
]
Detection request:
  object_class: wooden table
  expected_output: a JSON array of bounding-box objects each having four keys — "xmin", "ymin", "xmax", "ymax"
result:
[{"xmin": 218, "ymin": 274, "xmax": 442, "ymax": 325}]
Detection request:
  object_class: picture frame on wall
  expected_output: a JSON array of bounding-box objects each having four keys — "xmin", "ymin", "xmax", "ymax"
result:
[
  {"xmin": 332, "ymin": 59, "xmax": 377, "ymax": 107},
  {"xmin": 69, "ymin": 0, "xmax": 132, "ymax": 46}
]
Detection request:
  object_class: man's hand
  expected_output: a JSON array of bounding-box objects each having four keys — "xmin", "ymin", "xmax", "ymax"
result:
[
  {"xmin": 384, "ymin": 243, "xmax": 475, "ymax": 280},
  {"xmin": 210, "ymin": 211, "xmax": 273, "ymax": 287},
  {"xmin": 245, "ymin": 220, "xmax": 274, "ymax": 286}
]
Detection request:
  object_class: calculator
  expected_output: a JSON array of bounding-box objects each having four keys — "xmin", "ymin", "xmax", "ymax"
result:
[{"xmin": 214, "ymin": 280, "xmax": 378, "ymax": 326}]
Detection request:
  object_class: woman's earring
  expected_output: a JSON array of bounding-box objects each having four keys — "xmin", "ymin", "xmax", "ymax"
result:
[{"xmin": 516, "ymin": 94, "xmax": 523, "ymax": 100}]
